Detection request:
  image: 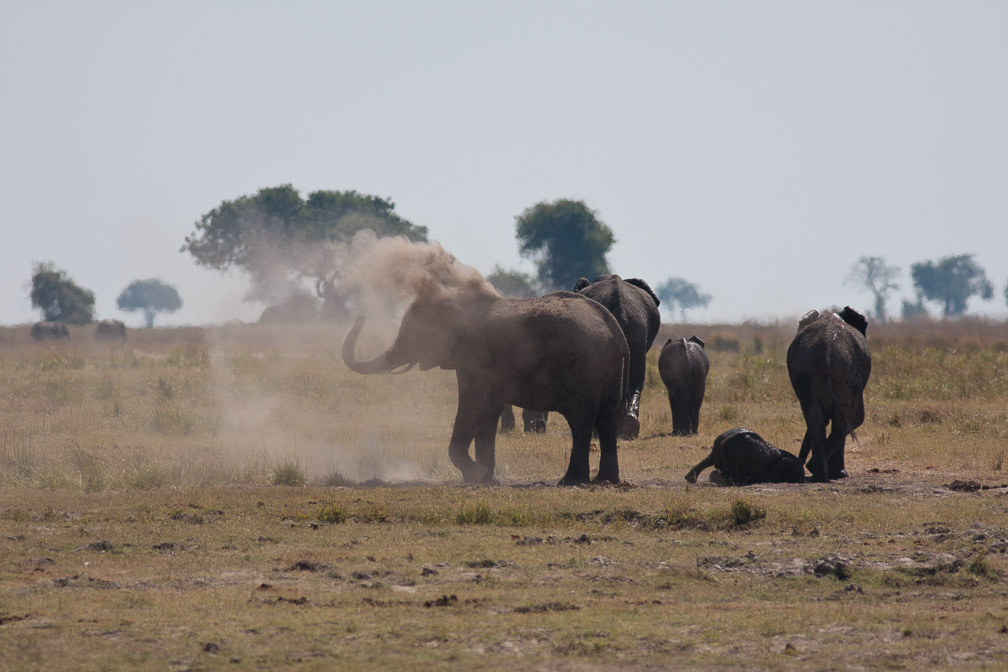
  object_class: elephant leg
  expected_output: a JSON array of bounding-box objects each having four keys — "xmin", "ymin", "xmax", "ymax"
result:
[
  {"xmin": 621, "ymin": 390, "xmax": 641, "ymax": 440},
  {"xmin": 558, "ymin": 413, "xmax": 595, "ymax": 486},
  {"xmin": 498, "ymin": 405, "xmax": 515, "ymax": 433},
  {"xmin": 803, "ymin": 407, "xmax": 829, "ymax": 483},
  {"xmin": 473, "ymin": 417, "xmax": 499, "ymax": 485},
  {"xmin": 448, "ymin": 406, "xmax": 490, "ymax": 485},
  {"xmin": 685, "ymin": 452, "xmax": 715, "ymax": 483},
  {"xmin": 689, "ymin": 395, "xmax": 703, "ymax": 435},
  {"xmin": 594, "ymin": 407, "xmax": 621, "ymax": 484},
  {"xmin": 825, "ymin": 415, "xmax": 849, "ymax": 479},
  {"xmin": 621, "ymin": 345, "xmax": 647, "ymax": 440},
  {"xmin": 522, "ymin": 409, "xmax": 547, "ymax": 433},
  {"xmin": 670, "ymin": 390, "xmax": 690, "ymax": 437}
]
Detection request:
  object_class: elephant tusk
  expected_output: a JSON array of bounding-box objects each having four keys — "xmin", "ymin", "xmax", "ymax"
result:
[{"xmin": 389, "ymin": 363, "xmax": 416, "ymax": 375}]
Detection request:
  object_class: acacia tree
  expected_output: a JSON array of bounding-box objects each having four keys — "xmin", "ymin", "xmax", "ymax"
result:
[
  {"xmin": 116, "ymin": 279, "xmax": 182, "ymax": 327},
  {"xmin": 910, "ymin": 254, "xmax": 994, "ymax": 317},
  {"xmin": 485, "ymin": 265, "xmax": 539, "ymax": 298},
  {"xmin": 29, "ymin": 262, "xmax": 95, "ymax": 324},
  {"xmin": 655, "ymin": 277, "xmax": 711, "ymax": 321},
  {"xmin": 181, "ymin": 185, "xmax": 428, "ymax": 317},
  {"xmin": 845, "ymin": 256, "xmax": 900, "ymax": 322},
  {"xmin": 515, "ymin": 199, "xmax": 614, "ymax": 291}
]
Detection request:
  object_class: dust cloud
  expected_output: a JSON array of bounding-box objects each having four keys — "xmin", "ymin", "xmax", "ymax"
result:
[
  {"xmin": 342, "ymin": 231, "xmax": 498, "ymax": 306},
  {"xmin": 204, "ymin": 232, "xmax": 494, "ymax": 486}
]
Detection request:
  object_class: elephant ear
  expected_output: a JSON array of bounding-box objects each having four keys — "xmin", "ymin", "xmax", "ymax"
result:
[
  {"xmin": 572, "ymin": 277, "xmax": 591, "ymax": 292},
  {"xmin": 797, "ymin": 309, "xmax": 820, "ymax": 330},
  {"xmin": 625, "ymin": 278, "xmax": 660, "ymax": 308},
  {"xmin": 415, "ymin": 298, "xmax": 465, "ymax": 371},
  {"xmin": 839, "ymin": 306, "xmax": 868, "ymax": 336}
]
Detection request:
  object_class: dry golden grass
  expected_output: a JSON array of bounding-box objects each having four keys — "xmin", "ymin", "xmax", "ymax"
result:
[{"xmin": 1, "ymin": 319, "xmax": 1007, "ymax": 670}]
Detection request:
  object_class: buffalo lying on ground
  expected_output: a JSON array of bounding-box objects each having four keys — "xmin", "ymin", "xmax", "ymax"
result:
[
  {"xmin": 30, "ymin": 321, "xmax": 69, "ymax": 340},
  {"xmin": 685, "ymin": 427, "xmax": 805, "ymax": 486}
]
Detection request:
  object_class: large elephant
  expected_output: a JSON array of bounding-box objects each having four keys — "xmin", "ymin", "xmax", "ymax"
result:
[
  {"xmin": 685, "ymin": 427, "xmax": 805, "ymax": 485},
  {"xmin": 573, "ymin": 274, "xmax": 660, "ymax": 439},
  {"xmin": 343, "ymin": 289, "xmax": 630, "ymax": 485},
  {"xmin": 658, "ymin": 335, "xmax": 709, "ymax": 436},
  {"xmin": 786, "ymin": 307, "xmax": 871, "ymax": 482},
  {"xmin": 30, "ymin": 321, "xmax": 69, "ymax": 340}
]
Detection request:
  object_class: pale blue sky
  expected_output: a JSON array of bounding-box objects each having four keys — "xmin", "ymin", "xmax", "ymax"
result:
[{"xmin": 2, "ymin": 0, "xmax": 1006, "ymax": 326}]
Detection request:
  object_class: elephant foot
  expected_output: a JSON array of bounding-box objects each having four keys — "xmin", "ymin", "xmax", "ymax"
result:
[
  {"xmin": 592, "ymin": 471, "xmax": 620, "ymax": 485},
  {"xmin": 557, "ymin": 475, "xmax": 589, "ymax": 487},
  {"xmin": 620, "ymin": 415, "xmax": 640, "ymax": 440},
  {"xmin": 808, "ymin": 472, "xmax": 831, "ymax": 484},
  {"xmin": 830, "ymin": 469, "xmax": 849, "ymax": 479},
  {"xmin": 709, "ymin": 469, "xmax": 729, "ymax": 487},
  {"xmin": 461, "ymin": 462, "xmax": 494, "ymax": 485},
  {"xmin": 684, "ymin": 470, "xmax": 698, "ymax": 484}
]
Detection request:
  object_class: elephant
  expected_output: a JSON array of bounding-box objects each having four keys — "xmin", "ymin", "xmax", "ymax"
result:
[
  {"xmin": 95, "ymin": 319, "xmax": 126, "ymax": 340},
  {"xmin": 786, "ymin": 307, "xmax": 871, "ymax": 482},
  {"xmin": 658, "ymin": 335, "xmax": 709, "ymax": 436},
  {"xmin": 499, "ymin": 406, "xmax": 548, "ymax": 433},
  {"xmin": 573, "ymin": 274, "xmax": 661, "ymax": 439},
  {"xmin": 30, "ymin": 321, "xmax": 69, "ymax": 340},
  {"xmin": 685, "ymin": 427, "xmax": 805, "ymax": 485},
  {"xmin": 343, "ymin": 289, "xmax": 630, "ymax": 485}
]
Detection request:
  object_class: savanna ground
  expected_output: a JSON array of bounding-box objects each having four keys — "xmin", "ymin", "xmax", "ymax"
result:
[{"xmin": 1, "ymin": 319, "xmax": 1007, "ymax": 671}]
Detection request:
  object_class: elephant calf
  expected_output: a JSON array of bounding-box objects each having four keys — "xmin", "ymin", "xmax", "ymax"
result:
[
  {"xmin": 685, "ymin": 427, "xmax": 805, "ymax": 486},
  {"xmin": 658, "ymin": 336, "xmax": 709, "ymax": 436}
]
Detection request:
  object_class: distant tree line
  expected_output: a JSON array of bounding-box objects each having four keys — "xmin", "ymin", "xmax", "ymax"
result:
[
  {"xmin": 29, "ymin": 262, "xmax": 181, "ymax": 327},
  {"xmin": 29, "ymin": 188, "xmax": 1008, "ymax": 328},
  {"xmin": 847, "ymin": 253, "xmax": 1000, "ymax": 320}
]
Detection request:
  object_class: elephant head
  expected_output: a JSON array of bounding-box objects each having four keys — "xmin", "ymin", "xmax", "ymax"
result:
[{"xmin": 342, "ymin": 297, "xmax": 466, "ymax": 375}]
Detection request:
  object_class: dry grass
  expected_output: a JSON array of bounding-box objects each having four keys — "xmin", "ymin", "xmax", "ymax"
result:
[{"xmin": 1, "ymin": 319, "xmax": 1007, "ymax": 670}]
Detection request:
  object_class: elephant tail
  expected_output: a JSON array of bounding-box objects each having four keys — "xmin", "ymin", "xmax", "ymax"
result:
[{"xmin": 821, "ymin": 349, "xmax": 859, "ymax": 436}]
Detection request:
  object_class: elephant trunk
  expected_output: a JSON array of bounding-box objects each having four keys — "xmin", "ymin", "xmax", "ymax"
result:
[{"xmin": 342, "ymin": 317, "xmax": 403, "ymax": 374}]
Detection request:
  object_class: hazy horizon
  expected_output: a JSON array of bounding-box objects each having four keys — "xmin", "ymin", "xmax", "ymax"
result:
[{"xmin": 2, "ymin": 1, "xmax": 1006, "ymax": 327}]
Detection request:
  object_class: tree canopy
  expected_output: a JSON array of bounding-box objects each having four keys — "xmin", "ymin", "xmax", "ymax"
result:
[
  {"xmin": 910, "ymin": 254, "xmax": 993, "ymax": 317},
  {"xmin": 485, "ymin": 265, "xmax": 539, "ymax": 298},
  {"xmin": 845, "ymin": 256, "xmax": 900, "ymax": 322},
  {"xmin": 655, "ymin": 277, "xmax": 711, "ymax": 321},
  {"xmin": 181, "ymin": 185, "xmax": 428, "ymax": 317},
  {"xmin": 515, "ymin": 199, "xmax": 614, "ymax": 291},
  {"xmin": 29, "ymin": 262, "xmax": 95, "ymax": 325},
  {"xmin": 116, "ymin": 278, "xmax": 183, "ymax": 327}
]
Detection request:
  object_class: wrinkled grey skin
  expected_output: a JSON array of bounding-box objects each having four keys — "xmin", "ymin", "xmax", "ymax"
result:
[
  {"xmin": 573, "ymin": 275, "xmax": 660, "ymax": 440},
  {"xmin": 786, "ymin": 307, "xmax": 871, "ymax": 482},
  {"xmin": 30, "ymin": 321, "xmax": 69, "ymax": 340},
  {"xmin": 658, "ymin": 335, "xmax": 709, "ymax": 436},
  {"xmin": 343, "ymin": 290, "xmax": 629, "ymax": 486},
  {"xmin": 685, "ymin": 427, "xmax": 805, "ymax": 486},
  {"xmin": 499, "ymin": 406, "xmax": 548, "ymax": 433},
  {"xmin": 95, "ymin": 319, "xmax": 126, "ymax": 340}
]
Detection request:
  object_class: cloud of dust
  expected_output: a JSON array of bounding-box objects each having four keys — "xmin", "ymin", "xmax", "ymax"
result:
[
  {"xmin": 342, "ymin": 231, "xmax": 498, "ymax": 308},
  {"xmin": 203, "ymin": 231, "xmax": 497, "ymax": 485}
]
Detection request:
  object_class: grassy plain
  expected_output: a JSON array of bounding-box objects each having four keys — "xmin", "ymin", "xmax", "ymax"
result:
[{"xmin": 1, "ymin": 319, "xmax": 1007, "ymax": 670}]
